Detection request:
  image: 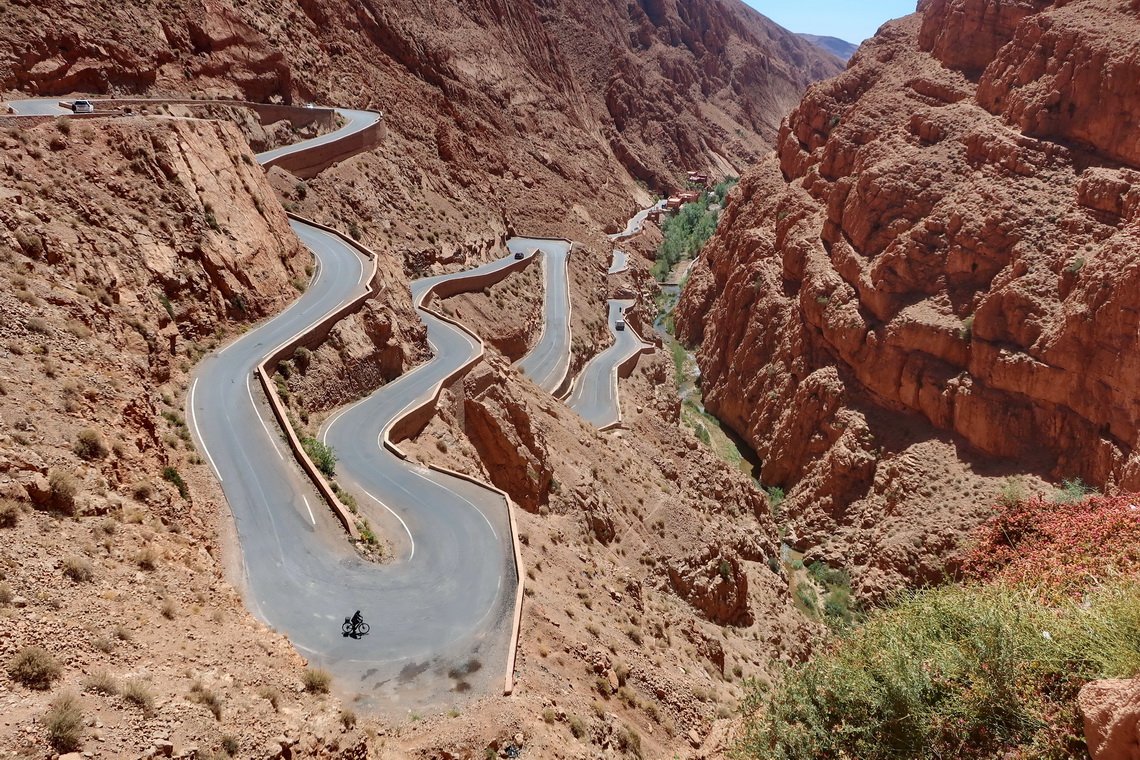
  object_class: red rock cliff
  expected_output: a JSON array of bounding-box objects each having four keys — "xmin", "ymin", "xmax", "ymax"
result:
[
  {"xmin": 0, "ymin": 0, "xmax": 841, "ymax": 202},
  {"xmin": 676, "ymin": 0, "xmax": 1140, "ymax": 594}
]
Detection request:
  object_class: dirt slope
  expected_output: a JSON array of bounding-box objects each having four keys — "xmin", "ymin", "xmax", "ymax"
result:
[
  {"xmin": 0, "ymin": 115, "xmax": 386, "ymax": 756},
  {"xmin": 677, "ymin": 0, "xmax": 1140, "ymax": 597}
]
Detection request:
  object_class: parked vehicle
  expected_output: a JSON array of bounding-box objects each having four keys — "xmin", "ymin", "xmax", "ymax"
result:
[{"xmin": 72, "ymin": 99, "xmax": 94, "ymax": 113}]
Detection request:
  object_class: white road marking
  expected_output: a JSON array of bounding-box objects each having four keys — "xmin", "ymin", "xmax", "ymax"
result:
[
  {"xmin": 411, "ymin": 469, "xmax": 498, "ymax": 542},
  {"xmin": 362, "ymin": 488, "xmax": 415, "ymax": 561},
  {"xmin": 189, "ymin": 378, "xmax": 223, "ymax": 483},
  {"xmin": 302, "ymin": 495, "xmax": 316, "ymax": 526},
  {"xmin": 247, "ymin": 374, "xmax": 285, "ymax": 460}
]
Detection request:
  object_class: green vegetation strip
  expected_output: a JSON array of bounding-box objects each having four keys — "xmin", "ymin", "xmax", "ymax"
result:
[
  {"xmin": 653, "ymin": 178, "xmax": 738, "ymax": 280},
  {"xmin": 738, "ymin": 580, "xmax": 1140, "ymax": 760}
]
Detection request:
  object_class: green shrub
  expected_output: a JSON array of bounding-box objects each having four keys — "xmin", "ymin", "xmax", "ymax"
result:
[
  {"xmin": 63, "ymin": 556, "xmax": 94, "ymax": 582},
  {"xmin": 74, "ymin": 427, "xmax": 108, "ymax": 461},
  {"xmin": 82, "ymin": 670, "xmax": 120, "ymax": 695},
  {"xmin": 8, "ymin": 646, "xmax": 62, "ymax": 689},
  {"xmin": 45, "ymin": 692, "xmax": 84, "ymax": 751},
  {"xmin": 136, "ymin": 546, "xmax": 159, "ymax": 571},
  {"xmin": 0, "ymin": 498, "xmax": 20, "ymax": 527},
  {"xmin": 188, "ymin": 680, "xmax": 223, "ymax": 719},
  {"xmin": 652, "ymin": 178, "xmax": 738, "ymax": 280},
  {"xmin": 568, "ymin": 714, "xmax": 587, "ymax": 739},
  {"xmin": 48, "ymin": 469, "xmax": 79, "ymax": 514},
  {"xmin": 301, "ymin": 438, "xmax": 336, "ymax": 477},
  {"xmin": 1052, "ymin": 477, "xmax": 1094, "ymax": 505},
  {"xmin": 736, "ymin": 581, "xmax": 1140, "ymax": 760},
  {"xmin": 293, "ymin": 346, "xmax": 312, "ymax": 371},
  {"xmin": 16, "ymin": 229, "xmax": 44, "ymax": 258},
  {"xmin": 122, "ymin": 679, "xmax": 154, "ymax": 713},
  {"xmin": 258, "ymin": 685, "xmax": 281, "ymax": 711},
  {"xmin": 302, "ymin": 667, "xmax": 331, "ymax": 693},
  {"xmin": 163, "ymin": 466, "xmax": 188, "ymax": 499}
]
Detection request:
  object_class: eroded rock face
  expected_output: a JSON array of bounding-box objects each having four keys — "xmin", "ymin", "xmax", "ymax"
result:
[
  {"xmin": 3, "ymin": 0, "xmax": 291, "ymax": 100},
  {"xmin": 676, "ymin": 0, "xmax": 1140, "ymax": 594},
  {"xmin": 462, "ymin": 364, "xmax": 554, "ymax": 512},
  {"xmin": 0, "ymin": 0, "xmax": 840, "ymax": 197},
  {"xmin": 1080, "ymin": 679, "xmax": 1140, "ymax": 760},
  {"xmin": 666, "ymin": 546, "xmax": 753, "ymax": 626}
]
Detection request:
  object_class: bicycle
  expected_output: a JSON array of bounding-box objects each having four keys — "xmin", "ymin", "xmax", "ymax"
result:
[{"xmin": 342, "ymin": 619, "xmax": 370, "ymax": 636}]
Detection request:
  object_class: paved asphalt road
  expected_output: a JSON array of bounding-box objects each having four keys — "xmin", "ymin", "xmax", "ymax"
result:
[
  {"xmin": 257, "ymin": 108, "xmax": 380, "ymax": 164},
  {"xmin": 509, "ymin": 237, "xmax": 574, "ymax": 393},
  {"xmin": 6, "ymin": 99, "xmax": 70, "ymax": 115},
  {"xmin": 608, "ymin": 249, "xmax": 629, "ymax": 274},
  {"xmin": 609, "ymin": 201, "xmax": 663, "ymax": 240},
  {"xmin": 0, "ymin": 99, "xmax": 517, "ymax": 708},
  {"xmin": 2, "ymin": 96, "xmax": 648, "ymax": 703},
  {"xmin": 565, "ymin": 300, "xmax": 649, "ymax": 428}
]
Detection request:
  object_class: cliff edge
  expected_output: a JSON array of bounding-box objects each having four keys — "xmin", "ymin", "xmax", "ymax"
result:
[{"xmin": 677, "ymin": 0, "xmax": 1140, "ymax": 595}]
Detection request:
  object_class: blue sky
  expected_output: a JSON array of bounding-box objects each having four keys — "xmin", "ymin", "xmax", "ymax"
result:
[{"xmin": 741, "ymin": 1, "xmax": 918, "ymax": 44}]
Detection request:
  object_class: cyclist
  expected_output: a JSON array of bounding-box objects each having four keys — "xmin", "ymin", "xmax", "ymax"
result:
[{"xmin": 350, "ymin": 610, "xmax": 364, "ymax": 636}]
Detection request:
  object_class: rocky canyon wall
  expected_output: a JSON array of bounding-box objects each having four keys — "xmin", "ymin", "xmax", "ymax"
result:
[
  {"xmin": 676, "ymin": 0, "xmax": 1140, "ymax": 595},
  {"xmin": 0, "ymin": 0, "xmax": 841, "ymax": 227}
]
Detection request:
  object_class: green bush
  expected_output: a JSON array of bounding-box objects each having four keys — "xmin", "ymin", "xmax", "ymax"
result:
[
  {"xmin": 122, "ymin": 679, "xmax": 154, "ymax": 713},
  {"xmin": 653, "ymin": 177, "xmax": 738, "ymax": 281},
  {"xmin": 73, "ymin": 429, "xmax": 108, "ymax": 460},
  {"xmin": 0, "ymin": 498, "xmax": 20, "ymax": 527},
  {"xmin": 48, "ymin": 469, "xmax": 79, "ymax": 514},
  {"xmin": 1052, "ymin": 477, "xmax": 1095, "ymax": 504},
  {"xmin": 45, "ymin": 692, "xmax": 84, "ymax": 751},
  {"xmin": 63, "ymin": 556, "xmax": 94, "ymax": 582},
  {"xmin": 302, "ymin": 438, "xmax": 337, "ymax": 477},
  {"xmin": 736, "ymin": 581, "xmax": 1140, "ymax": 760},
  {"xmin": 8, "ymin": 646, "xmax": 62, "ymax": 689},
  {"xmin": 302, "ymin": 667, "xmax": 332, "ymax": 694},
  {"xmin": 163, "ymin": 466, "xmax": 188, "ymax": 499}
]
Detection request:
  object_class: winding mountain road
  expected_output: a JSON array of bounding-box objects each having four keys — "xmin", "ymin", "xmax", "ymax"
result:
[
  {"xmin": 565, "ymin": 300, "xmax": 650, "ymax": 429},
  {"xmin": 0, "ymin": 98, "xmax": 518, "ymax": 707},
  {"xmin": 3, "ymin": 96, "xmax": 651, "ymax": 706},
  {"xmin": 200, "ymin": 126, "xmax": 519, "ymax": 707},
  {"xmin": 509, "ymin": 237, "xmax": 573, "ymax": 394}
]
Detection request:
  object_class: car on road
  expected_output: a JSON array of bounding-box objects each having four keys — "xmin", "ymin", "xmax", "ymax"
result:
[
  {"xmin": 514, "ymin": 250, "xmax": 525, "ymax": 260},
  {"xmin": 615, "ymin": 319, "xmax": 626, "ymax": 331},
  {"xmin": 72, "ymin": 100, "xmax": 94, "ymax": 113}
]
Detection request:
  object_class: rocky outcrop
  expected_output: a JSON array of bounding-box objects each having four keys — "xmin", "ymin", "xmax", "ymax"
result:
[
  {"xmin": 537, "ymin": 0, "xmax": 843, "ymax": 188},
  {"xmin": 666, "ymin": 545, "xmax": 753, "ymax": 626},
  {"xmin": 676, "ymin": 0, "xmax": 1140, "ymax": 593},
  {"xmin": 1, "ymin": 0, "xmax": 840, "ymax": 209},
  {"xmin": 1, "ymin": 0, "xmax": 292, "ymax": 100},
  {"xmin": 1080, "ymin": 679, "xmax": 1140, "ymax": 760},
  {"xmin": 462, "ymin": 363, "xmax": 554, "ymax": 512},
  {"xmin": 286, "ymin": 299, "xmax": 428, "ymax": 413}
]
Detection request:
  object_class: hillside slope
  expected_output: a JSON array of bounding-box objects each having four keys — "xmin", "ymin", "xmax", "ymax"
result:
[
  {"xmin": 0, "ymin": 0, "xmax": 841, "ymax": 203},
  {"xmin": 677, "ymin": 0, "xmax": 1140, "ymax": 596}
]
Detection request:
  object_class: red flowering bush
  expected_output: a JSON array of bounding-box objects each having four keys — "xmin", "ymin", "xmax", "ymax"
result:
[{"xmin": 962, "ymin": 494, "xmax": 1140, "ymax": 598}]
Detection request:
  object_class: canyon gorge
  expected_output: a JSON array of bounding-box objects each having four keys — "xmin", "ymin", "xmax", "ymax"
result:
[{"xmin": 1, "ymin": 0, "xmax": 1138, "ymax": 757}]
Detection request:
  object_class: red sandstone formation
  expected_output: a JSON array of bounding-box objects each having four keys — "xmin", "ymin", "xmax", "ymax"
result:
[
  {"xmin": 0, "ymin": 0, "xmax": 839, "ymax": 205},
  {"xmin": 677, "ymin": 0, "xmax": 1140, "ymax": 594},
  {"xmin": 1080, "ymin": 678, "xmax": 1140, "ymax": 760}
]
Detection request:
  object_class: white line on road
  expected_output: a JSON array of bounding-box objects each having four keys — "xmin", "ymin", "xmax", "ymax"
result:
[
  {"xmin": 302, "ymin": 495, "xmax": 316, "ymax": 526},
  {"xmin": 362, "ymin": 488, "xmax": 415, "ymax": 561},
  {"xmin": 189, "ymin": 379, "xmax": 224, "ymax": 484},
  {"xmin": 411, "ymin": 469, "xmax": 498, "ymax": 542},
  {"xmin": 247, "ymin": 374, "xmax": 285, "ymax": 460}
]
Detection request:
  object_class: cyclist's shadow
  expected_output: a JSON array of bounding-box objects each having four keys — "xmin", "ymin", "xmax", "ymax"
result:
[{"xmin": 342, "ymin": 619, "xmax": 370, "ymax": 639}]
